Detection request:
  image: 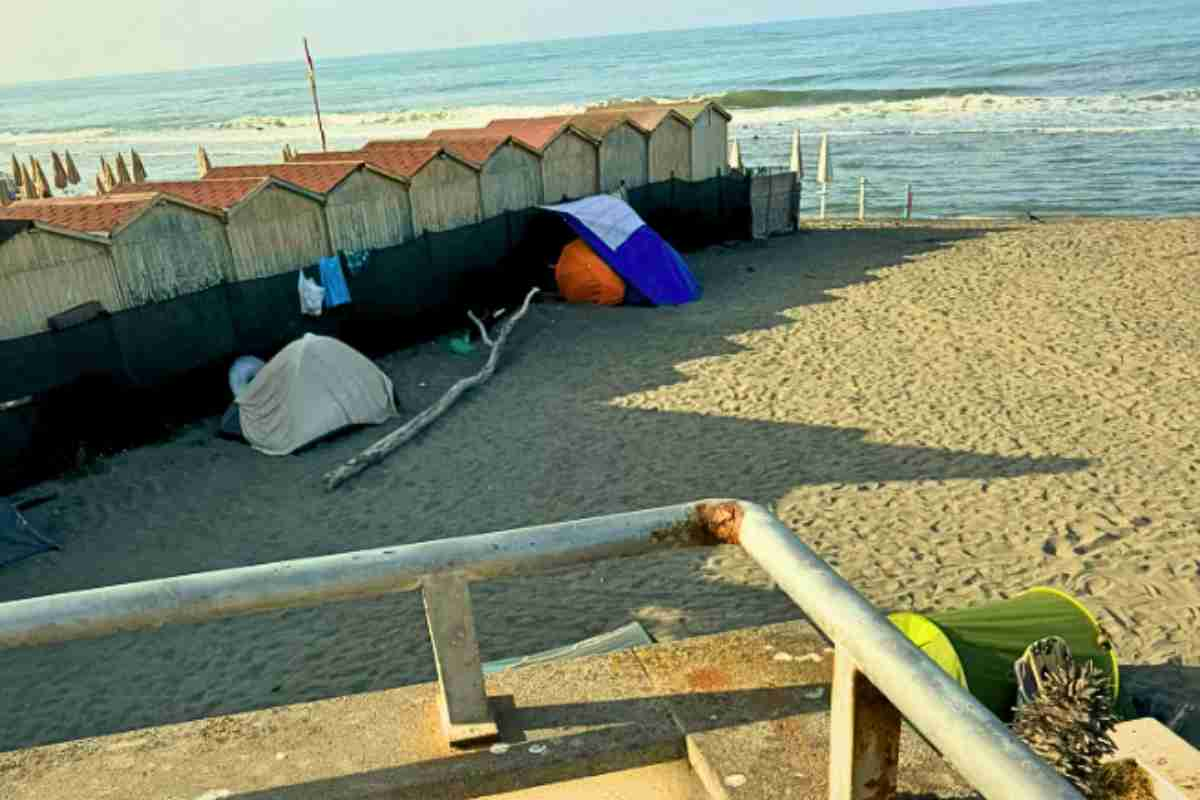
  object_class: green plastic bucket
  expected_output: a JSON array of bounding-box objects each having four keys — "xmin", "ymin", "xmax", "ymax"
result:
[{"xmin": 890, "ymin": 587, "xmax": 1119, "ymax": 720}]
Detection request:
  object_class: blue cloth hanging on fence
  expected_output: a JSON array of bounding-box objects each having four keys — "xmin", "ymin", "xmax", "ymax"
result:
[
  {"xmin": 319, "ymin": 256, "xmax": 351, "ymax": 308},
  {"xmin": 343, "ymin": 249, "xmax": 370, "ymax": 276}
]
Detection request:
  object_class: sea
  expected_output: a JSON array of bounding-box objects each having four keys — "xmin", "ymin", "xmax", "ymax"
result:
[{"xmin": 1, "ymin": 0, "xmax": 1197, "ymax": 218}]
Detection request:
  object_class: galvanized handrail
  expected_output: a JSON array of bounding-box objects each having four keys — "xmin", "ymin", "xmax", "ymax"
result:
[{"xmin": 0, "ymin": 500, "xmax": 1082, "ymax": 800}]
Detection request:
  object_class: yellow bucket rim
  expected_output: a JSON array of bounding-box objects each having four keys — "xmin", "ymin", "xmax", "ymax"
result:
[
  {"xmin": 1017, "ymin": 586, "xmax": 1120, "ymax": 700},
  {"xmin": 888, "ymin": 610, "xmax": 969, "ymax": 691}
]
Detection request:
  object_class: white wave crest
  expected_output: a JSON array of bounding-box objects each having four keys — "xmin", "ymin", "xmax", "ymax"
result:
[
  {"xmin": 728, "ymin": 87, "xmax": 1200, "ymax": 124},
  {"xmin": 215, "ymin": 103, "xmax": 585, "ymax": 132}
]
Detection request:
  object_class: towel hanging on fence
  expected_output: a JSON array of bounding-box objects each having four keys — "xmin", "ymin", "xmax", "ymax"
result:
[
  {"xmin": 298, "ymin": 269, "xmax": 325, "ymax": 316},
  {"xmin": 319, "ymin": 256, "xmax": 351, "ymax": 308},
  {"xmin": 342, "ymin": 249, "xmax": 369, "ymax": 276}
]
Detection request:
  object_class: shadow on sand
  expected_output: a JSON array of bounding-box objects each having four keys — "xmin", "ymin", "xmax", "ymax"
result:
[{"xmin": 0, "ymin": 225, "xmax": 1097, "ymax": 753}]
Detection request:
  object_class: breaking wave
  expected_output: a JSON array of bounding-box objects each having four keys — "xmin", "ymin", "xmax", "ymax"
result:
[
  {"xmin": 716, "ymin": 86, "xmax": 1020, "ymax": 109},
  {"xmin": 214, "ymin": 103, "xmax": 584, "ymax": 132}
]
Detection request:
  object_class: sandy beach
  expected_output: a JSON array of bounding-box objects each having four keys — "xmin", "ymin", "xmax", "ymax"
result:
[{"xmin": 2, "ymin": 217, "xmax": 1198, "ymax": 754}]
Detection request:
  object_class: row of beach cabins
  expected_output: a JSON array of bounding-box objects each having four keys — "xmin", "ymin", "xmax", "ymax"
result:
[{"xmin": 0, "ymin": 103, "xmax": 732, "ymax": 342}]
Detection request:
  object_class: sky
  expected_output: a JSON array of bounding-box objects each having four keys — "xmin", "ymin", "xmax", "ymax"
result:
[{"xmin": 3, "ymin": 0, "xmax": 1029, "ymax": 86}]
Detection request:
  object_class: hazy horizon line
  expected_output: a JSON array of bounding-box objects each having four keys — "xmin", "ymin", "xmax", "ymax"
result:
[{"xmin": 0, "ymin": 0, "xmax": 1036, "ymax": 91}]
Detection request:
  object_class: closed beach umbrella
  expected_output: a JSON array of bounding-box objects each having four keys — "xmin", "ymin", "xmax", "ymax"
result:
[
  {"xmin": 115, "ymin": 153, "xmax": 132, "ymax": 185},
  {"xmin": 31, "ymin": 157, "xmax": 52, "ymax": 198},
  {"xmin": 727, "ymin": 138, "xmax": 744, "ymax": 170},
  {"xmin": 20, "ymin": 164, "xmax": 35, "ymax": 199},
  {"xmin": 816, "ymin": 133, "xmax": 833, "ymax": 184},
  {"xmin": 131, "ymin": 149, "xmax": 147, "ymax": 182},
  {"xmin": 51, "ymin": 151, "xmax": 69, "ymax": 189},
  {"xmin": 95, "ymin": 174, "xmax": 107, "ymax": 195},
  {"xmin": 281, "ymin": 144, "xmax": 292, "ymax": 162},
  {"xmin": 197, "ymin": 145, "xmax": 211, "ymax": 177},
  {"xmin": 64, "ymin": 150, "xmax": 81, "ymax": 184},
  {"xmin": 10, "ymin": 154, "xmax": 22, "ymax": 190},
  {"xmin": 790, "ymin": 130, "xmax": 804, "ymax": 177},
  {"xmin": 100, "ymin": 156, "xmax": 116, "ymax": 190}
]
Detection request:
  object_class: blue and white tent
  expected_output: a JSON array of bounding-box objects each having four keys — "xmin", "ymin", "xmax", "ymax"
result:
[{"xmin": 541, "ymin": 195, "xmax": 701, "ymax": 306}]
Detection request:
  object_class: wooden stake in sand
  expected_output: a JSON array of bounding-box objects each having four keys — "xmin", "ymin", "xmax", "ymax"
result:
[{"xmin": 324, "ymin": 287, "xmax": 540, "ymax": 491}]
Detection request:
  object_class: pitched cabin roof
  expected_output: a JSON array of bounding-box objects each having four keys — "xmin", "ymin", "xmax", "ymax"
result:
[
  {"xmin": 0, "ymin": 193, "xmax": 219, "ymax": 237},
  {"xmin": 622, "ymin": 107, "xmax": 693, "ymax": 131},
  {"xmin": 372, "ymin": 135, "xmax": 538, "ymax": 167},
  {"xmin": 591, "ymin": 101, "xmax": 733, "ymax": 123},
  {"xmin": 202, "ymin": 161, "xmax": 368, "ymax": 193},
  {"xmin": 432, "ymin": 122, "xmax": 598, "ymax": 151},
  {"xmin": 108, "ymin": 176, "xmax": 323, "ymax": 210},
  {"xmin": 107, "ymin": 179, "xmax": 269, "ymax": 210},
  {"xmin": 487, "ymin": 113, "xmax": 648, "ymax": 142},
  {"xmin": 295, "ymin": 144, "xmax": 467, "ymax": 177}
]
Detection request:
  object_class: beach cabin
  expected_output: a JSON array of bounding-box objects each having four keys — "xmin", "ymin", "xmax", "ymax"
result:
[
  {"xmin": 110, "ymin": 178, "xmax": 330, "ymax": 281},
  {"xmin": 593, "ymin": 101, "xmax": 731, "ymax": 181},
  {"xmin": 354, "ymin": 143, "xmax": 482, "ymax": 235},
  {"xmin": 623, "ymin": 108, "xmax": 694, "ymax": 183},
  {"xmin": 467, "ymin": 120, "xmax": 600, "ymax": 202},
  {"xmin": 202, "ymin": 161, "xmax": 413, "ymax": 253},
  {"xmin": 413, "ymin": 133, "xmax": 545, "ymax": 218},
  {"xmin": 0, "ymin": 193, "xmax": 229, "ymax": 338},
  {"xmin": 489, "ymin": 113, "xmax": 649, "ymax": 194},
  {"xmin": 572, "ymin": 112, "xmax": 651, "ymax": 193},
  {"xmin": 673, "ymin": 102, "xmax": 732, "ymax": 180},
  {"xmin": 295, "ymin": 145, "xmax": 482, "ymax": 236}
]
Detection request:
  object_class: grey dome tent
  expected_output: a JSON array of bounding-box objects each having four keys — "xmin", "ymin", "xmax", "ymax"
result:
[{"xmin": 233, "ymin": 334, "xmax": 397, "ymax": 455}]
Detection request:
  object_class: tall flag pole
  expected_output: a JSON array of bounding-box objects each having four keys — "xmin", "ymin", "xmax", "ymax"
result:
[{"xmin": 303, "ymin": 37, "xmax": 328, "ymax": 152}]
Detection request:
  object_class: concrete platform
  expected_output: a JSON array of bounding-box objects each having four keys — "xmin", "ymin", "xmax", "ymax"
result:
[
  {"xmin": 1112, "ymin": 718, "xmax": 1200, "ymax": 800},
  {"xmin": 0, "ymin": 621, "xmax": 977, "ymax": 799}
]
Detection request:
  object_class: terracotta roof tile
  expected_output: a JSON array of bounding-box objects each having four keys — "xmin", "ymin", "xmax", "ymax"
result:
[
  {"xmin": 108, "ymin": 179, "xmax": 267, "ymax": 210},
  {"xmin": 488, "ymin": 113, "xmax": 643, "ymax": 141},
  {"xmin": 483, "ymin": 118, "xmax": 589, "ymax": 149},
  {"xmin": 623, "ymin": 107, "xmax": 689, "ymax": 130},
  {"xmin": 404, "ymin": 135, "xmax": 527, "ymax": 166},
  {"xmin": 202, "ymin": 162, "xmax": 364, "ymax": 193},
  {"xmin": 0, "ymin": 194, "xmax": 157, "ymax": 234},
  {"xmin": 588, "ymin": 100, "xmax": 731, "ymax": 122},
  {"xmin": 568, "ymin": 111, "xmax": 649, "ymax": 137},
  {"xmin": 425, "ymin": 127, "xmax": 492, "ymax": 139},
  {"xmin": 296, "ymin": 145, "xmax": 446, "ymax": 177}
]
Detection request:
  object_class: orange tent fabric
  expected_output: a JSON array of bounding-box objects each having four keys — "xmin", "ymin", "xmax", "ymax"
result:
[{"xmin": 554, "ymin": 238, "xmax": 625, "ymax": 305}]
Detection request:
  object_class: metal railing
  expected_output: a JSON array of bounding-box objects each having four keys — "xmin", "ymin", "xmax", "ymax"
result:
[{"xmin": 0, "ymin": 500, "xmax": 1082, "ymax": 799}]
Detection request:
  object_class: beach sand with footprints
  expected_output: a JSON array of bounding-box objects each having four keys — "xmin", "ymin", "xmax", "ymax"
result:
[{"xmin": 2, "ymin": 218, "xmax": 1198, "ymax": 754}]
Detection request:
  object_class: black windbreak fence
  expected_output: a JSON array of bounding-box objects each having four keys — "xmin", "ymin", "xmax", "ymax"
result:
[{"xmin": 0, "ymin": 174, "xmax": 751, "ymax": 491}]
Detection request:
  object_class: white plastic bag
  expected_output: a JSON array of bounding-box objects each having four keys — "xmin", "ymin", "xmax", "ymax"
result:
[{"xmin": 298, "ymin": 270, "xmax": 325, "ymax": 317}]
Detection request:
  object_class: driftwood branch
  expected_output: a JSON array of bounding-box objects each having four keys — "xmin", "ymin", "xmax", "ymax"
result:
[
  {"xmin": 466, "ymin": 310, "xmax": 494, "ymax": 347},
  {"xmin": 324, "ymin": 288, "xmax": 540, "ymax": 490}
]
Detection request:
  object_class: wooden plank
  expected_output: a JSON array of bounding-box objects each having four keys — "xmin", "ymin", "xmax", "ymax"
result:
[{"xmin": 422, "ymin": 573, "xmax": 499, "ymax": 746}]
